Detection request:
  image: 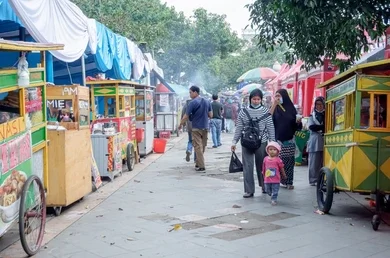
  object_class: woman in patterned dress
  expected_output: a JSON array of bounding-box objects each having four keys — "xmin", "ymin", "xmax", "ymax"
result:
[{"xmin": 270, "ymin": 89, "xmax": 299, "ymax": 189}]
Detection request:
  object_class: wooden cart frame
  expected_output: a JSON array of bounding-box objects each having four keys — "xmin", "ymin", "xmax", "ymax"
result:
[
  {"xmin": 89, "ymin": 80, "xmax": 139, "ymax": 171},
  {"xmin": 316, "ymin": 59, "xmax": 390, "ymax": 231}
]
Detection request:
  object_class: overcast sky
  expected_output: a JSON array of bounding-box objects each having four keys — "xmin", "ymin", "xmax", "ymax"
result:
[{"xmin": 163, "ymin": 0, "xmax": 254, "ymax": 36}]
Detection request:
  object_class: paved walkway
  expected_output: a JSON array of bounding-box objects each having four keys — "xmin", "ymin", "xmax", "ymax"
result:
[{"xmin": 3, "ymin": 133, "xmax": 390, "ymax": 258}]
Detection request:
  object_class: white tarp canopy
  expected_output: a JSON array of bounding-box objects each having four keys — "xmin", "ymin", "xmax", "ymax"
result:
[{"xmin": 9, "ymin": 0, "xmax": 97, "ymax": 62}]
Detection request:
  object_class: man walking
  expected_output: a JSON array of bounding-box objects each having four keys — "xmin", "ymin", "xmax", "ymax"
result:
[
  {"xmin": 180, "ymin": 86, "xmax": 212, "ymax": 172},
  {"xmin": 223, "ymin": 98, "xmax": 238, "ymax": 133},
  {"xmin": 210, "ymin": 94, "xmax": 223, "ymax": 148}
]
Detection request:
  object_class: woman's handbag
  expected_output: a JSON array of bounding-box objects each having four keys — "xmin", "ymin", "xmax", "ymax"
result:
[{"xmin": 229, "ymin": 152, "xmax": 243, "ymax": 173}]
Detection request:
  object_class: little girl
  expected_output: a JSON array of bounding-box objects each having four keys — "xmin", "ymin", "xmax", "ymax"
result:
[{"xmin": 262, "ymin": 141, "xmax": 287, "ymax": 205}]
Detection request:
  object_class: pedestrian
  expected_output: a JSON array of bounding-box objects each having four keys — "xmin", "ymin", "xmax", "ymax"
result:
[
  {"xmin": 179, "ymin": 86, "xmax": 212, "ymax": 172},
  {"xmin": 270, "ymin": 89, "xmax": 299, "ymax": 190},
  {"xmin": 263, "ymin": 141, "xmax": 287, "ymax": 205},
  {"xmin": 181, "ymin": 99, "xmax": 196, "ymax": 163},
  {"xmin": 210, "ymin": 94, "xmax": 223, "ymax": 148},
  {"xmin": 231, "ymin": 89, "xmax": 275, "ymax": 198},
  {"xmin": 224, "ymin": 98, "xmax": 238, "ymax": 133},
  {"xmin": 307, "ymin": 96, "xmax": 325, "ymax": 186}
]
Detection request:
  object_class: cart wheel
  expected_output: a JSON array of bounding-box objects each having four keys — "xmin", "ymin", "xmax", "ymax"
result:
[
  {"xmin": 316, "ymin": 167, "xmax": 334, "ymax": 213},
  {"xmin": 371, "ymin": 215, "xmax": 380, "ymax": 231},
  {"xmin": 53, "ymin": 207, "xmax": 62, "ymax": 216},
  {"xmin": 19, "ymin": 175, "xmax": 46, "ymax": 257},
  {"xmin": 126, "ymin": 143, "xmax": 136, "ymax": 171}
]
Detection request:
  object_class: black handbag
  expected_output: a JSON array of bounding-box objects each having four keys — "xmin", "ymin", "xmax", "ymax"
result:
[{"xmin": 229, "ymin": 152, "xmax": 243, "ymax": 173}]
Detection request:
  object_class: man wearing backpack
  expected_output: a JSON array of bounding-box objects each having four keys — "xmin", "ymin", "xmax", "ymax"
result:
[
  {"xmin": 223, "ymin": 98, "xmax": 237, "ymax": 133},
  {"xmin": 179, "ymin": 86, "xmax": 212, "ymax": 172}
]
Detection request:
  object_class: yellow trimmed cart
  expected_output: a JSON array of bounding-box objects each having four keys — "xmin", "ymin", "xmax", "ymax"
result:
[
  {"xmin": 0, "ymin": 40, "xmax": 64, "ymax": 256},
  {"xmin": 89, "ymin": 80, "xmax": 138, "ymax": 171},
  {"xmin": 317, "ymin": 59, "xmax": 390, "ymax": 231}
]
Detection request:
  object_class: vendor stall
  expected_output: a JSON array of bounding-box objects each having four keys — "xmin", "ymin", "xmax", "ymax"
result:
[
  {"xmin": 155, "ymin": 83, "xmax": 181, "ymax": 137},
  {"xmin": 135, "ymin": 85, "xmax": 154, "ymax": 156},
  {"xmin": 316, "ymin": 59, "xmax": 390, "ymax": 231},
  {"xmin": 89, "ymin": 80, "xmax": 138, "ymax": 172},
  {"xmin": 46, "ymin": 85, "xmax": 92, "ymax": 216},
  {"xmin": 0, "ymin": 40, "xmax": 64, "ymax": 256}
]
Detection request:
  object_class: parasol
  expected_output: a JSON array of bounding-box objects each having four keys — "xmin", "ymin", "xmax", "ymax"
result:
[{"xmin": 236, "ymin": 67, "xmax": 278, "ymax": 82}]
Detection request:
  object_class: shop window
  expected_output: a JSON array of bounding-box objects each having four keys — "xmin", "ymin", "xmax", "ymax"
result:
[
  {"xmin": 373, "ymin": 94, "xmax": 387, "ymax": 128},
  {"xmin": 0, "ymin": 90, "xmax": 21, "ymax": 124},
  {"xmin": 25, "ymin": 87, "xmax": 44, "ymax": 127},
  {"xmin": 360, "ymin": 92, "xmax": 370, "ymax": 129},
  {"xmin": 78, "ymin": 100, "xmax": 89, "ymax": 126},
  {"xmin": 333, "ymin": 97, "xmax": 345, "ymax": 131},
  {"xmin": 47, "ymin": 98, "xmax": 73, "ymax": 122}
]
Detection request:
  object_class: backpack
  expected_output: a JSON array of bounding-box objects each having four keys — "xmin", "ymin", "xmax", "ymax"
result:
[
  {"xmin": 224, "ymin": 105, "xmax": 233, "ymax": 119},
  {"xmin": 240, "ymin": 109, "xmax": 269, "ymax": 150}
]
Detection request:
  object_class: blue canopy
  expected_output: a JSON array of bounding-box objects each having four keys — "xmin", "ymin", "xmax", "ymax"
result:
[{"xmin": 0, "ymin": 1, "xmax": 145, "ymax": 85}]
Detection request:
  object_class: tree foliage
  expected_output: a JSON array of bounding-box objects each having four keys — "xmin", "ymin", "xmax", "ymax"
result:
[
  {"xmin": 247, "ymin": 0, "xmax": 390, "ymax": 71},
  {"xmin": 72, "ymin": 0, "xmax": 285, "ymax": 91}
]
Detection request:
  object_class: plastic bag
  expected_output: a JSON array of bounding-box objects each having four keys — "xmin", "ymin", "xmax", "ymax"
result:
[
  {"xmin": 17, "ymin": 53, "xmax": 30, "ymax": 87},
  {"xmin": 229, "ymin": 152, "xmax": 243, "ymax": 173}
]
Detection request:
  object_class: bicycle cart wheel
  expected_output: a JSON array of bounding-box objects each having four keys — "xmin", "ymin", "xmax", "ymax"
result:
[{"xmin": 19, "ymin": 175, "xmax": 46, "ymax": 256}]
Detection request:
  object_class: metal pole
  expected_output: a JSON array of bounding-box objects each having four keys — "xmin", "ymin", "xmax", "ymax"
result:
[{"xmin": 81, "ymin": 55, "xmax": 86, "ymax": 86}]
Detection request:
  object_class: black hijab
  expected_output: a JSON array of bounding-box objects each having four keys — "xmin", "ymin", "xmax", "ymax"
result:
[
  {"xmin": 273, "ymin": 89, "xmax": 297, "ymax": 142},
  {"xmin": 249, "ymin": 89, "xmax": 263, "ymax": 109},
  {"xmin": 312, "ymin": 96, "xmax": 325, "ymax": 125}
]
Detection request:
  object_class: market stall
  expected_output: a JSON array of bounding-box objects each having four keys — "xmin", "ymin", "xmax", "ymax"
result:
[
  {"xmin": 155, "ymin": 83, "xmax": 181, "ymax": 137},
  {"xmin": 89, "ymin": 80, "xmax": 138, "ymax": 173},
  {"xmin": 45, "ymin": 85, "xmax": 92, "ymax": 216},
  {"xmin": 0, "ymin": 40, "xmax": 64, "ymax": 256},
  {"xmin": 135, "ymin": 84, "xmax": 154, "ymax": 156},
  {"xmin": 316, "ymin": 59, "xmax": 390, "ymax": 231}
]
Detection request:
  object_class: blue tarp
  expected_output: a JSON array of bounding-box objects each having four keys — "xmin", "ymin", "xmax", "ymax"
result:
[{"xmin": 0, "ymin": 2, "xmax": 141, "ymax": 85}]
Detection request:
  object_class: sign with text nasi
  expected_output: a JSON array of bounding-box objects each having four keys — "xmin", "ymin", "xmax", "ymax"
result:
[{"xmin": 0, "ymin": 131, "xmax": 33, "ymax": 236}]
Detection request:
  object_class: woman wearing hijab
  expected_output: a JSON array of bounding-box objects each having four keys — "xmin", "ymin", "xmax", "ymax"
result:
[
  {"xmin": 231, "ymin": 89, "xmax": 276, "ymax": 198},
  {"xmin": 270, "ymin": 89, "xmax": 299, "ymax": 190},
  {"xmin": 307, "ymin": 97, "xmax": 325, "ymax": 186}
]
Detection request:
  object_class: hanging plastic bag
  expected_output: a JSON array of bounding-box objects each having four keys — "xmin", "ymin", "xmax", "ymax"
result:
[
  {"xmin": 17, "ymin": 52, "xmax": 30, "ymax": 87},
  {"xmin": 229, "ymin": 152, "xmax": 243, "ymax": 173}
]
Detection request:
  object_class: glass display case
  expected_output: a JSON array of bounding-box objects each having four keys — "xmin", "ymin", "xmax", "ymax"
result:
[{"xmin": 135, "ymin": 86, "xmax": 155, "ymax": 156}]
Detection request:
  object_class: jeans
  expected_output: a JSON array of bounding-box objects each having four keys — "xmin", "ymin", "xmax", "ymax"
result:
[
  {"xmin": 225, "ymin": 119, "xmax": 235, "ymax": 133},
  {"xmin": 265, "ymin": 183, "xmax": 280, "ymax": 201},
  {"xmin": 210, "ymin": 118, "xmax": 222, "ymax": 147},
  {"xmin": 187, "ymin": 132, "xmax": 196, "ymax": 161}
]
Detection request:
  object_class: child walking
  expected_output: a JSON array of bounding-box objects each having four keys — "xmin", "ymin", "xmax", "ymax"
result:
[{"xmin": 262, "ymin": 141, "xmax": 286, "ymax": 205}]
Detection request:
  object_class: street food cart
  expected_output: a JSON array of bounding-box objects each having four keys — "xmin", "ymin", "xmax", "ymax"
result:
[
  {"xmin": 155, "ymin": 84, "xmax": 181, "ymax": 137},
  {"xmin": 46, "ymin": 85, "xmax": 92, "ymax": 216},
  {"xmin": 135, "ymin": 85, "xmax": 154, "ymax": 156},
  {"xmin": 0, "ymin": 40, "xmax": 64, "ymax": 256},
  {"xmin": 316, "ymin": 59, "xmax": 390, "ymax": 231},
  {"xmin": 89, "ymin": 80, "xmax": 138, "ymax": 172}
]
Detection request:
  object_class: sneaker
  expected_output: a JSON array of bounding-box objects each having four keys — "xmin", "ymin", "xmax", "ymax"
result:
[
  {"xmin": 185, "ymin": 151, "xmax": 191, "ymax": 162},
  {"xmin": 195, "ymin": 167, "xmax": 206, "ymax": 172},
  {"xmin": 218, "ymin": 143, "xmax": 222, "ymax": 147},
  {"xmin": 287, "ymin": 185, "xmax": 294, "ymax": 190},
  {"xmin": 310, "ymin": 183, "xmax": 316, "ymax": 186},
  {"xmin": 271, "ymin": 201, "xmax": 277, "ymax": 206},
  {"xmin": 243, "ymin": 193, "xmax": 254, "ymax": 198},
  {"xmin": 212, "ymin": 146, "xmax": 217, "ymax": 148}
]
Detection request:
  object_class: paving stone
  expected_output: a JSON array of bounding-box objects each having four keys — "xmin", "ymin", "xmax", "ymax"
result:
[
  {"xmin": 180, "ymin": 221, "xmax": 209, "ymax": 230},
  {"xmin": 211, "ymin": 223, "xmax": 285, "ymax": 241},
  {"xmin": 139, "ymin": 213, "xmax": 181, "ymax": 223}
]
